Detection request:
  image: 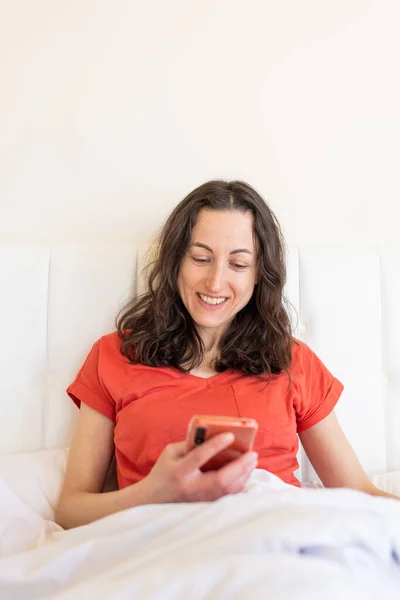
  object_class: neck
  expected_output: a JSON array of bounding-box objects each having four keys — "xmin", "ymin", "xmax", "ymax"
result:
[
  {"xmin": 197, "ymin": 326, "xmax": 224, "ymax": 354},
  {"xmin": 202, "ymin": 342, "xmax": 220, "ymax": 371}
]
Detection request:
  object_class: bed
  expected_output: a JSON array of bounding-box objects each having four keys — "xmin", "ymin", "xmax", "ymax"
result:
[{"xmin": 1, "ymin": 242, "xmax": 400, "ymax": 598}]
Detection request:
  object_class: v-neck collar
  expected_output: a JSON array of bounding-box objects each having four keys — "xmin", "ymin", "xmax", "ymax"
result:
[{"xmin": 184, "ymin": 369, "xmax": 233, "ymax": 384}]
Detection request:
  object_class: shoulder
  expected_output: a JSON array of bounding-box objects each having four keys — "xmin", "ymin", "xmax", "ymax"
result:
[
  {"xmin": 290, "ymin": 337, "xmax": 312, "ymax": 363},
  {"xmin": 85, "ymin": 331, "xmax": 139, "ymax": 385},
  {"xmin": 288, "ymin": 338, "xmax": 342, "ymax": 398},
  {"xmin": 90, "ymin": 331, "xmax": 126, "ymax": 363},
  {"xmin": 97, "ymin": 331, "xmax": 123, "ymax": 351},
  {"xmin": 289, "ymin": 338, "xmax": 325, "ymax": 375}
]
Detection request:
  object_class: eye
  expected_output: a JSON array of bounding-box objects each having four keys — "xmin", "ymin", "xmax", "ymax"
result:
[
  {"xmin": 192, "ymin": 257, "xmax": 210, "ymax": 264},
  {"xmin": 231, "ymin": 263, "xmax": 248, "ymax": 270}
]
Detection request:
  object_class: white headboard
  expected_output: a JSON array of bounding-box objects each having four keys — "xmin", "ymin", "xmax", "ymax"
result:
[{"xmin": 1, "ymin": 243, "xmax": 399, "ymax": 482}]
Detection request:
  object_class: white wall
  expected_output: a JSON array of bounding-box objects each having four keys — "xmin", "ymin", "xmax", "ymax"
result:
[{"xmin": 1, "ymin": 0, "xmax": 399, "ymax": 245}]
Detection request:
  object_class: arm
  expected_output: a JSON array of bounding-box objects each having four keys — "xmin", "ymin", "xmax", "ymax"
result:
[
  {"xmin": 299, "ymin": 411, "xmax": 398, "ymax": 500},
  {"xmin": 55, "ymin": 403, "xmax": 258, "ymax": 529},
  {"xmin": 55, "ymin": 403, "xmax": 154, "ymax": 529}
]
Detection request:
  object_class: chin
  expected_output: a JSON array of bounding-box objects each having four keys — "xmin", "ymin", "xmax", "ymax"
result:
[
  {"xmin": 195, "ymin": 317, "xmax": 223, "ymax": 328},
  {"xmin": 190, "ymin": 314, "xmax": 226, "ymax": 329}
]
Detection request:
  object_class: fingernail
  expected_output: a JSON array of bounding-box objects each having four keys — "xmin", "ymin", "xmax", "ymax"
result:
[{"xmin": 221, "ymin": 432, "xmax": 235, "ymax": 443}]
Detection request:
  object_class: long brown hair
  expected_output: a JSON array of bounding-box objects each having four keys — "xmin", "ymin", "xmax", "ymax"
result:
[{"xmin": 116, "ymin": 180, "xmax": 294, "ymax": 377}]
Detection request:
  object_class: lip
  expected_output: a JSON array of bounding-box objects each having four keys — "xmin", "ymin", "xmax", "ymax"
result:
[{"xmin": 196, "ymin": 293, "xmax": 229, "ymax": 310}]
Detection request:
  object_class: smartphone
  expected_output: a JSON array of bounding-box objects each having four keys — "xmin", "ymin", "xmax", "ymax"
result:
[{"xmin": 185, "ymin": 415, "xmax": 258, "ymax": 472}]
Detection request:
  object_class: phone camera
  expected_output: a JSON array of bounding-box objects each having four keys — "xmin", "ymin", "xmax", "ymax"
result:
[{"xmin": 194, "ymin": 427, "xmax": 206, "ymax": 445}]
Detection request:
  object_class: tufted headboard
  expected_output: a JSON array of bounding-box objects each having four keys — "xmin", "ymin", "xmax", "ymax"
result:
[{"xmin": 1, "ymin": 243, "xmax": 399, "ymax": 482}]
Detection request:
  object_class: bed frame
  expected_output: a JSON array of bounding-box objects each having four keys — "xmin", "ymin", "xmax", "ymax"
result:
[{"xmin": 1, "ymin": 243, "xmax": 399, "ymax": 482}]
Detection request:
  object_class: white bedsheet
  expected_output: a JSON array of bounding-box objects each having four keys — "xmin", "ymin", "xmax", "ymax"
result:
[{"xmin": 1, "ymin": 470, "xmax": 400, "ymax": 600}]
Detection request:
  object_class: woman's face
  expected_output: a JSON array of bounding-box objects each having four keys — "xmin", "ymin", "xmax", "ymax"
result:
[{"xmin": 177, "ymin": 209, "xmax": 257, "ymax": 343}]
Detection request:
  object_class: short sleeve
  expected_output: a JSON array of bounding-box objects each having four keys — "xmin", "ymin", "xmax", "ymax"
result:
[
  {"xmin": 67, "ymin": 338, "xmax": 116, "ymax": 423},
  {"xmin": 294, "ymin": 343, "xmax": 344, "ymax": 433}
]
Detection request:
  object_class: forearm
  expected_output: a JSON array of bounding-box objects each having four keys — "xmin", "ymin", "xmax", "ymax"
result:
[
  {"xmin": 55, "ymin": 478, "xmax": 154, "ymax": 529},
  {"xmin": 369, "ymin": 485, "xmax": 399, "ymax": 500}
]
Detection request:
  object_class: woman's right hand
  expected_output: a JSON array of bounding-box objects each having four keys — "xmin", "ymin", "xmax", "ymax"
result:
[{"xmin": 141, "ymin": 433, "xmax": 258, "ymax": 504}]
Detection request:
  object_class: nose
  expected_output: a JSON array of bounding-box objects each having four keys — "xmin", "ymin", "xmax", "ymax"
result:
[{"xmin": 205, "ymin": 262, "xmax": 226, "ymax": 293}]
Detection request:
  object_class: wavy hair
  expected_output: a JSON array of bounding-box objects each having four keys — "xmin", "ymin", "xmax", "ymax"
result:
[{"xmin": 116, "ymin": 180, "xmax": 294, "ymax": 378}]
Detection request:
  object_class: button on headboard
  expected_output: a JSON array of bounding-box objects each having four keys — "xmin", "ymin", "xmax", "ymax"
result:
[{"xmin": 1, "ymin": 243, "xmax": 399, "ymax": 481}]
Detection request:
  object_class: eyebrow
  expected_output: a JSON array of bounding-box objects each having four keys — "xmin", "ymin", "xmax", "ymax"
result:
[{"xmin": 191, "ymin": 242, "xmax": 253, "ymax": 256}]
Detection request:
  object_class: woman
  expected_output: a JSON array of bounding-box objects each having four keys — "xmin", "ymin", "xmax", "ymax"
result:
[{"xmin": 55, "ymin": 180, "xmax": 396, "ymax": 529}]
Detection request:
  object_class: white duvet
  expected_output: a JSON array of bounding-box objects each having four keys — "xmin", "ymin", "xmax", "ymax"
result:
[{"xmin": 1, "ymin": 470, "xmax": 400, "ymax": 600}]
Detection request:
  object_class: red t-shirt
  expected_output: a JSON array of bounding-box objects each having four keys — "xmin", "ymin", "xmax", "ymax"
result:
[{"xmin": 67, "ymin": 332, "xmax": 343, "ymax": 489}]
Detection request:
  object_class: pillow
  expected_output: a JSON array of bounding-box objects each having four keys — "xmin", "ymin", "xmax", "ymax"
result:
[{"xmin": 0, "ymin": 448, "xmax": 69, "ymax": 521}]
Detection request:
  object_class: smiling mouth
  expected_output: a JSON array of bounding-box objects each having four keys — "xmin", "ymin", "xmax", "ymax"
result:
[{"xmin": 197, "ymin": 293, "xmax": 228, "ymax": 306}]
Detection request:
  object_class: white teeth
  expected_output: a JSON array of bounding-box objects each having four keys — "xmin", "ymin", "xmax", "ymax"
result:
[{"xmin": 199, "ymin": 293, "xmax": 227, "ymax": 305}]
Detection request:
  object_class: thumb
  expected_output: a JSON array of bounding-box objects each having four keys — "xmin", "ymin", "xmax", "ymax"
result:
[{"xmin": 178, "ymin": 432, "xmax": 235, "ymax": 474}]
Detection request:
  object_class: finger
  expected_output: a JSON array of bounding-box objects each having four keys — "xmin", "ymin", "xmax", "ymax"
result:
[
  {"xmin": 227, "ymin": 454, "xmax": 258, "ymax": 493},
  {"xmin": 227, "ymin": 469, "xmax": 253, "ymax": 495},
  {"xmin": 214, "ymin": 451, "xmax": 258, "ymax": 492},
  {"xmin": 199, "ymin": 452, "xmax": 257, "ymax": 500},
  {"xmin": 178, "ymin": 432, "xmax": 235, "ymax": 474},
  {"xmin": 164, "ymin": 441, "xmax": 188, "ymax": 459}
]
